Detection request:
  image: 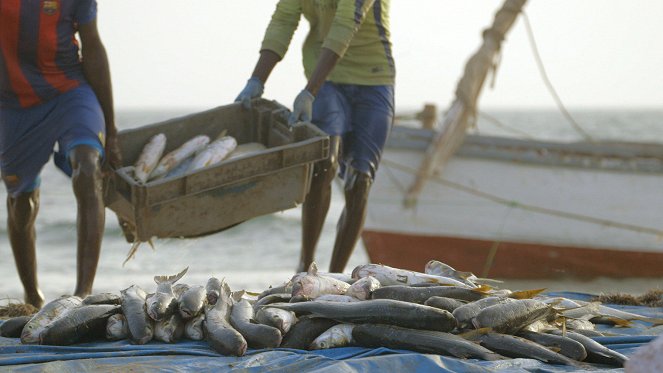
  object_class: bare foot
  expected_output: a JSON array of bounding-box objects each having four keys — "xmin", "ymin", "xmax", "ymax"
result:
[{"xmin": 25, "ymin": 289, "xmax": 45, "ymax": 309}]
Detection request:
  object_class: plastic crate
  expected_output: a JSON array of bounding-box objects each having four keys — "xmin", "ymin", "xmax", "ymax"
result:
[{"xmin": 104, "ymin": 99, "xmax": 329, "ymax": 242}]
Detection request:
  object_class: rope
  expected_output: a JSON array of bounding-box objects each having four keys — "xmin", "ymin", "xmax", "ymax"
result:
[
  {"xmin": 521, "ymin": 11, "xmax": 595, "ymax": 142},
  {"xmin": 381, "ymin": 158, "xmax": 663, "ymax": 238},
  {"xmin": 477, "ymin": 111, "xmax": 536, "ymax": 139}
]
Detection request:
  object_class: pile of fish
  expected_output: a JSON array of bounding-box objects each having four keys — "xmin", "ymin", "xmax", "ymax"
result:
[
  {"xmin": 128, "ymin": 131, "xmax": 266, "ymax": 185},
  {"xmin": 2, "ymin": 261, "xmax": 655, "ymax": 368}
]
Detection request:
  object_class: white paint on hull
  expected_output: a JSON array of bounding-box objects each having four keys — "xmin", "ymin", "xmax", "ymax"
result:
[{"xmin": 367, "ymin": 147, "xmax": 663, "ymax": 253}]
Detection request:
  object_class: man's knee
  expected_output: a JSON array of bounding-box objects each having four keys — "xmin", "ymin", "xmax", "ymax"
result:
[
  {"xmin": 70, "ymin": 146, "xmax": 102, "ymax": 191},
  {"xmin": 344, "ymin": 166, "xmax": 372, "ymax": 195},
  {"xmin": 7, "ymin": 190, "xmax": 39, "ymax": 227}
]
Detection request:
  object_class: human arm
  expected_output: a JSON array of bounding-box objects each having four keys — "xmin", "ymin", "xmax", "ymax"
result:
[
  {"xmin": 79, "ymin": 19, "xmax": 121, "ymax": 170},
  {"xmin": 288, "ymin": 0, "xmax": 376, "ymax": 124},
  {"xmin": 236, "ymin": 0, "xmax": 301, "ymax": 108}
]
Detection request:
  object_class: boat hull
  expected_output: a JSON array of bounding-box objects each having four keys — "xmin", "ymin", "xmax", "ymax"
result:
[
  {"xmin": 362, "ymin": 128, "xmax": 663, "ymax": 278},
  {"xmin": 362, "ymin": 230, "xmax": 663, "ymax": 278}
]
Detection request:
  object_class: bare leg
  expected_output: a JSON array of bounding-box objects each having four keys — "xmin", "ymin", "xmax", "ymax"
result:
[
  {"xmin": 297, "ymin": 137, "xmax": 340, "ymax": 273},
  {"xmin": 70, "ymin": 146, "xmax": 105, "ymax": 298},
  {"xmin": 7, "ymin": 190, "xmax": 44, "ymax": 308},
  {"xmin": 329, "ymin": 168, "xmax": 372, "ymax": 273}
]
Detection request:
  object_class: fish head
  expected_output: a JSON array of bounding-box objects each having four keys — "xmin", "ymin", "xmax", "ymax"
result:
[
  {"xmin": 311, "ymin": 339, "xmax": 329, "ymax": 350},
  {"xmin": 207, "ymin": 291, "xmax": 219, "ymax": 306},
  {"xmin": 20, "ymin": 324, "xmax": 39, "ymax": 343},
  {"xmin": 147, "ymin": 293, "xmax": 176, "ymax": 321},
  {"xmin": 291, "ymin": 277, "xmax": 319, "ymax": 298},
  {"xmin": 179, "ymin": 287, "xmax": 206, "ymax": 319}
]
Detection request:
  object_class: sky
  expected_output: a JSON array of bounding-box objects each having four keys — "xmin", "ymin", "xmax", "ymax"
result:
[{"xmin": 97, "ymin": 0, "xmax": 663, "ymax": 111}]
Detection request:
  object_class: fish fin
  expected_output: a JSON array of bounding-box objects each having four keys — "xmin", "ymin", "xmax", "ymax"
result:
[
  {"xmin": 122, "ymin": 241, "xmax": 142, "ymax": 266},
  {"xmin": 459, "ymin": 327, "xmax": 492, "ymax": 340},
  {"xmin": 231, "ymin": 290, "xmax": 246, "ymax": 303},
  {"xmin": 605, "ymin": 317, "xmax": 632, "ymax": 327},
  {"xmin": 457, "ymin": 270, "xmax": 475, "ymax": 280},
  {"xmin": 642, "ymin": 318, "xmax": 663, "ymax": 326},
  {"xmin": 470, "ymin": 284, "xmax": 493, "ymax": 294},
  {"xmin": 221, "ymin": 280, "xmax": 232, "ymax": 298},
  {"xmin": 509, "ymin": 288, "xmax": 547, "ymax": 299},
  {"xmin": 473, "ymin": 277, "xmax": 504, "ymax": 284},
  {"xmin": 308, "ymin": 262, "xmax": 318, "ymax": 276},
  {"xmin": 154, "ymin": 267, "xmax": 189, "ymax": 284},
  {"xmin": 215, "ymin": 129, "xmax": 228, "ymax": 140}
]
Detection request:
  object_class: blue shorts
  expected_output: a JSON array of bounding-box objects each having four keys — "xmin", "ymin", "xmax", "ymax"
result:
[
  {"xmin": 312, "ymin": 82, "xmax": 394, "ymax": 180},
  {"xmin": 0, "ymin": 84, "xmax": 105, "ymax": 197}
]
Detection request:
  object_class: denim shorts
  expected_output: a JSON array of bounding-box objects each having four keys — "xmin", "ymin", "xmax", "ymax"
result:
[
  {"xmin": 312, "ymin": 82, "xmax": 394, "ymax": 179},
  {"xmin": 0, "ymin": 84, "xmax": 105, "ymax": 197}
]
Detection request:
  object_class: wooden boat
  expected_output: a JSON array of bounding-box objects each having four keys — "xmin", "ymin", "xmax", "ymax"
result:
[
  {"xmin": 360, "ymin": 0, "xmax": 663, "ymax": 278},
  {"xmin": 362, "ymin": 126, "xmax": 663, "ymax": 278}
]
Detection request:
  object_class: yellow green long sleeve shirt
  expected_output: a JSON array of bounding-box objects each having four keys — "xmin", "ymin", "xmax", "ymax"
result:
[{"xmin": 260, "ymin": 0, "xmax": 395, "ymax": 86}]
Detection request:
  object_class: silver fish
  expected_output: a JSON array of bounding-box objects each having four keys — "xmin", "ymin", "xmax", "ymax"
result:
[
  {"xmin": 204, "ymin": 280, "xmax": 247, "ymax": 356},
  {"xmin": 187, "ymin": 136, "xmax": 237, "ymax": 173},
  {"xmin": 517, "ymin": 330, "xmax": 588, "ymax": 362},
  {"xmin": 310, "ymin": 324, "xmax": 355, "ymax": 350},
  {"xmin": 315, "ymin": 294, "xmax": 361, "ymax": 303},
  {"xmin": 154, "ymin": 313, "xmax": 185, "ymax": 343},
  {"xmin": 40, "ymin": 304, "xmax": 121, "ymax": 345},
  {"xmin": 424, "ymin": 296, "xmax": 466, "ymax": 313},
  {"xmin": 453, "ymin": 296, "xmax": 516, "ymax": 329},
  {"xmin": 147, "ymin": 267, "xmax": 188, "ymax": 321},
  {"xmin": 121, "ymin": 285, "xmax": 154, "ymax": 344},
  {"xmin": 549, "ymin": 330, "xmax": 628, "ymax": 367},
  {"xmin": 345, "ymin": 276, "xmax": 380, "ymax": 300},
  {"xmin": 82, "ymin": 293, "xmax": 122, "ymax": 306},
  {"xmin": 226, "ymin": 142, "xmax": 266, "ymax": 160},
  {"xmin": 291, "ymin": 262, "xmax": 350, "ymax": 299},
  {"xmin": 164, "ymin": 156, "xmax": 195, "ymax": 179},
  {"xmin": 173, "ymin": 284, "xmax": 190, "ymax": 298},
  {"xmin": 106, "ymin": 313, "xmax": 129, "ymax": 341},
  {"xmin": 473, "ymin": 299, "xmax": 555, "ymax": 334},
  {"xmin": 352, "ymin": 264, "xmax": 474, "ymax": 288},
  {"xmin": 255, "ymin": 307, "xmax": 298, "ymax": 335},
  {"xmin": 21, "ymin": 295, "xmax": 82, "ymax": 344},
  {"xmin": 353, "ymin": 324, "xmax": 504, "ymax": 361},
  {"xmin": 149, "ymin": 135, "xmax": 210, "ymax": 180},
  {"xmin": 134, "ymin": 133, "xmax": 167, "ymax": 183},
  {"xmin": 473, "ymin": 332, "xmax": 578, "ymax": 366},
  {"xmin": 230, "ymin": 299, "xmax": 282, "ymax": 349},
  {"xmin": 206, "ymin": 277, "xmax": 223, "ymax": 306},
  {"xmin": 179, "ymin": 285, "xmax": 207, "ymax": 319},
  {"xmin": 268, "ymin": 299, "xmax": 457, "ymax": 332},
  {"xmin": 184, "ymin": 313, "xmax": 205, "ymax": 341}
]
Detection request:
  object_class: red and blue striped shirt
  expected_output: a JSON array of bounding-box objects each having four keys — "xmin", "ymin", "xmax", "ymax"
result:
[{"xmin": 0, "ymin": 0, "xmax": 96, "ymax": 108}]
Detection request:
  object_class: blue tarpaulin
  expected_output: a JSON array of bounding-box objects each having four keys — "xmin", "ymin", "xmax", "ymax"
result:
[{"xmin": 1, "ymin": 292, "xmax": 661, "ymax": 372}]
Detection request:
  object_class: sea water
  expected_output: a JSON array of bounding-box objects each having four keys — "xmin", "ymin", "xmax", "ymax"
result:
[{"xmin": 0, "ymin": 108, "xmax": 662, "ymax": 302}]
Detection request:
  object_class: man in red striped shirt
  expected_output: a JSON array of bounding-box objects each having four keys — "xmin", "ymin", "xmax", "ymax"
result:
[{"xmin": 0, "ymin": 0, "xmax": 119, "ymax": 308}]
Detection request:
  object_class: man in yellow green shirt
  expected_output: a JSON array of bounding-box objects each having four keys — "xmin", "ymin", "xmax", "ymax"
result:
[{"xmin": 236, "ymin": 0, "xmax": 395, "ymax": 273}]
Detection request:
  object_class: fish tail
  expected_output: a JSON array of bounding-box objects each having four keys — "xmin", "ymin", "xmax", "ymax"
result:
[
  {"xmin": 509, "ymin": 288, "xmax": 547, "ymax": 299},
  {"xmin": 155, "ymin": 267, "xmax": 189, "ymax": 284},
  {"xmin": 123, "ymin": 242, "xmax": 142, "ymax": 267}
]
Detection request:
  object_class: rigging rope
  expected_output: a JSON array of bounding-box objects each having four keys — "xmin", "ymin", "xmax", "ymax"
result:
[
  {"xmin": 477, "ymin": 111, "xmax": 536, "ymax": 139},
  {"xmin": 521, "ymin": 11, "xmax": 596, "ymax": 142},
  {"xmin": 381, "ymin": 158, "xmax": 663, "ymax": 238}
]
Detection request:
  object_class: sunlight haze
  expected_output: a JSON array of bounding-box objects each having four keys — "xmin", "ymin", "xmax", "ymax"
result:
[{"xmin": 97, "ymin": 0, "xmax": 663, "ymax": 111}]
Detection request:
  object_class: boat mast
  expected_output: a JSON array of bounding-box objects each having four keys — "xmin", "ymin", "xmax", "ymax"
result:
[{"xmin": 403, "ymin": 0, "xmax": 528, "ymax": 207}]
